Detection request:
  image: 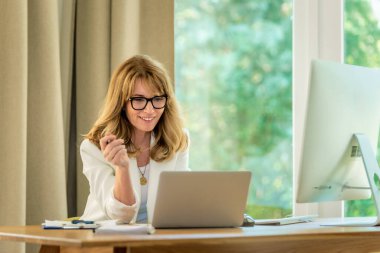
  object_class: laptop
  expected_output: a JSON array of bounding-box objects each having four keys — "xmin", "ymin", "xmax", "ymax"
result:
[{"xmin": 150, "ymin": 171, "xmax": 251, "ymax": 228}]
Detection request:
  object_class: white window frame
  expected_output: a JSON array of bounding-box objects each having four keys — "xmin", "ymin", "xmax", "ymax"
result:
[{"xmin": 293, "ymin": 0, "xmax": 344, "ymax": 217}]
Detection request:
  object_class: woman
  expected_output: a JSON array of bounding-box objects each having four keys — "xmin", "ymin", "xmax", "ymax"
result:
[{"xmin": 80, "ymin": 55, "xmax": 189, "ymax": 224}]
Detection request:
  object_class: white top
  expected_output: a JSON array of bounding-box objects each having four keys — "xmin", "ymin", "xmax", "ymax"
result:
[
  {"xmin": 136, "ymin": 164, "xmax": 150, "ymax": 223},
  {"xmin": 80, "ymin": 132, "xmax": 190, "ymax": 224}
]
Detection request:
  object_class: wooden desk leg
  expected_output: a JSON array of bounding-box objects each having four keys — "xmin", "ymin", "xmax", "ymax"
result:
[
  {"xmin": 39, "ymin": 245, "xmax": 122, "ymax": 253},
  {"xmin": 114, "ymin": 247, "xmax": 127, "ymax": 253},
  {"xmin": 39, "ymin": 245, "xmax": 60, "ymax": 253},
  {"xmin": 61, "ymin": 246, "xmax": 118, "ymax": 253}
]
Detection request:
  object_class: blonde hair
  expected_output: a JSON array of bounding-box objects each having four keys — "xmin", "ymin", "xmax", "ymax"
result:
[{"xmin": 85, "ymin": 55, "xmax": 188, "ymax": 162}]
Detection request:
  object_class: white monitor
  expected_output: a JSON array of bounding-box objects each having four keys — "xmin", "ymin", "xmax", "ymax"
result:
[{"xmin": 296, "ymin": 60, "xmax": 380, "ymax": 226}]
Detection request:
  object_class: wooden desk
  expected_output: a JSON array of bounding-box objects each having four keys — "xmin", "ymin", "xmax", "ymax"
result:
[{"xmin": 1, "ymin": 219, "xmax": 380, "ymax": 253}]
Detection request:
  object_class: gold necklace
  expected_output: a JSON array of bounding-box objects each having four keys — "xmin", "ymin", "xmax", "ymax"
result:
[
  {"xmin": 136, "ymin": 146, "xmax": 150, "ymax": 185},
  {"xmin": 138, "ymin": 163, "xmax": 149, "ymax": 185}
]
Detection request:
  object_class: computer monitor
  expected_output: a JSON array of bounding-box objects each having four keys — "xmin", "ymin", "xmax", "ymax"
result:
[{"xmin": 296, "ymin": 60, "xmax": 380, "ymax": 226}]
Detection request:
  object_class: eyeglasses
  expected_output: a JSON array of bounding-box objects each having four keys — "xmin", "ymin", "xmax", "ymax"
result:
[{"xmin": 128, "ymin": 95, "xmax": 167, "ymax": 110}]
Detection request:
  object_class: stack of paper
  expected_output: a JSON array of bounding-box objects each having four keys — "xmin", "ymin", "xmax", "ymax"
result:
[
  {"xmin": 42, "ymin": 219, "xmax": 154, "ymax": 234},
  {"xmin": 43, "ymin": 220, "xmax": 99, "ymax": 229},
  {"xmin": 95, "ymin": 221, "xmax": 155, "ymax": 235}
]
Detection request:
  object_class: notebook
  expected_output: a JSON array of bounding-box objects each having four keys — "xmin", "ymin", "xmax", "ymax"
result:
[{"xmin": 150, "ymin": 171, "xmax": 251, "ymax": 228}]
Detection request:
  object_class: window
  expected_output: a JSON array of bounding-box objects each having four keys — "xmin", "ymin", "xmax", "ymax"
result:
[
  {"xmin": 344, "ymin": 0, "xmax": 380, "ymax": 217},
  {"xmin": 175, "ymin": 0, "xmax": 293, "ymax": 219}
]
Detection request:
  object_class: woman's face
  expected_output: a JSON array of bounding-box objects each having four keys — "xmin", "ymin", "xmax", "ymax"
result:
[{"xmin": 126, "ymin": 79, "xmax": 165, "ymax": 134}]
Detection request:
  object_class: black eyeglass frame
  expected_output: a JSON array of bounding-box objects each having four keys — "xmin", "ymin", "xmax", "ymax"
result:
[{"xmin": 128, "ymin": 95, "xmax": 168, "ymax": 110}]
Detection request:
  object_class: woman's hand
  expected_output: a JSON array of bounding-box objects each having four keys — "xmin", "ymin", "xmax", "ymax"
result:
[
  {"xmin": 100, "ymin": 134, "xmax": 129, "ymax": 169},
  {"xmin": 100, "ymin": 134, "xmax": 135, "ymax": 206}
]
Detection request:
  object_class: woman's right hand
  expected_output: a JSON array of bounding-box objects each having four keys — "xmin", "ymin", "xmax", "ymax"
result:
[
  {"xmin": 100, "ymin": 134, "xmax": 129, "ymax": 169},
  {"xmin": 100, "ymin": 134, "xmax": 135, "ymax": 206}
]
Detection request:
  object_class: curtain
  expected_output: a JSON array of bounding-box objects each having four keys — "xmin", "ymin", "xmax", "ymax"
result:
[{"xmin": 0, "ymin": 0, "xmax": 174, "ymax": 252}]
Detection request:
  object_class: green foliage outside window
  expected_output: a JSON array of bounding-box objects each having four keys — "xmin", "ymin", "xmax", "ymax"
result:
[
  {"xmin": 344, "ymin": 0, "xmax": 380, "ymax": 217},
  {"xmin": 175, "ymin": 0, "xmax": 292, "ymax": 218}
]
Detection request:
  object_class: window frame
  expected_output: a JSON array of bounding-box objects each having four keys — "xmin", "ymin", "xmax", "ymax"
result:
[
  {"xmin": 293, "ymin": 0, "xmax": 344, "ymax": 217},
  {"xmin": 174, "ymin": 0, "xmax": 346, "ymax": 217}
]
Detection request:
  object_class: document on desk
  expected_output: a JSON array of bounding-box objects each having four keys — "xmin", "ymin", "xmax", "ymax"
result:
[
  {"xmin": 43, "ymin": 220, "xmax": 99, "ymax": 229},
  {"xmin": 255, "ymin": 215, "xmax": 317, "ymax": 225},
  {"xmin": 95, "ymin": 221, "xmax": 155, "ymax": 235}
]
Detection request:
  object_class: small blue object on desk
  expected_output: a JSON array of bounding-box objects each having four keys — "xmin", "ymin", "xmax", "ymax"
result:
[
  {"xmin": 242, "ymin": 214, "xmax": 255, "ymax": 227},
  {"xmin": 72, "ymin": 220, "xmax": 94, "ymax": 224}
]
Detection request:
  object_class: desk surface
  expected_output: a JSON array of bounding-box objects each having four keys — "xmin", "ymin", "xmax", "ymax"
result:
[{"xmin": 2, "ymin": 218, "xmax": 380, "ymax": 252}]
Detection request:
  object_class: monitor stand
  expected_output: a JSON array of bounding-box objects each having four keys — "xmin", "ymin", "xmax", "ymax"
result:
[{"xmin": 322, "ymin": 133, "xmax": 380, "ymax": 227}]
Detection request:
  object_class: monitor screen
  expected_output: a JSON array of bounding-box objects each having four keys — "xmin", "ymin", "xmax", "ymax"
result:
[{"xmin": 296, "ymin": 60, "xmax": 380, "ymax": 205}]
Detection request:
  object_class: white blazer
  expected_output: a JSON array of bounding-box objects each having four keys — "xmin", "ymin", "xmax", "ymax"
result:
[{"xmin": 80, "ymin": 133, "xmax": 190, "ymax": 224}]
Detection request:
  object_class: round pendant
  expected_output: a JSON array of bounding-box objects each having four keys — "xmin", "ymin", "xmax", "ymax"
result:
[{"xmin": 140, "ymin": 176, "xmax": 148, "ymax": 185}]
